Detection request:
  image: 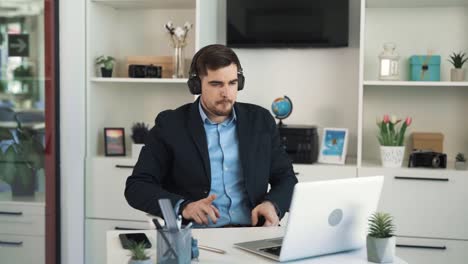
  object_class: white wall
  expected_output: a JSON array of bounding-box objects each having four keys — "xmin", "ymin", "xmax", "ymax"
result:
[
  {"xmin": 233, "ymin": 0, "xmax": 362, "ymax": 158},
  {"xmin": 59, "ymin": 0, "xmax": 85, "ymax": 263}
]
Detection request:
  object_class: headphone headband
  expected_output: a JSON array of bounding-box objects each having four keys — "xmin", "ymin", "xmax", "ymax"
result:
[{"xmin": 187, "ymin": 45, "xmax": 245, "ymax": 95}]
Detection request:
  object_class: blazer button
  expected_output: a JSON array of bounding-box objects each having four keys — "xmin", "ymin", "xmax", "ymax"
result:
[{"xmin": 204, "ymin": 190, "xmax": 208, "ymax": 194}]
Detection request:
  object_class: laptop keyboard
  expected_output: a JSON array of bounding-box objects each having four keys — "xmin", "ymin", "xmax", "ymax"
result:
[{"xmin": 260, "ymin": 246, "xmax": 282, "ymax": 256}]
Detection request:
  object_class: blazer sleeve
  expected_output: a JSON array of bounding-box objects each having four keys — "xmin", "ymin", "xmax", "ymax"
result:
[
  {"xmin": 124, "ymin": 113, "xmax": 183, "ymax": 217},
  {"xmin": 263, "ymin": 113, "xmax": 298, "ymax": 218}
]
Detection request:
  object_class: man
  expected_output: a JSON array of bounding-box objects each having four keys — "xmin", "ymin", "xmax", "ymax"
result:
[{"xmin": 125, "ymin": 44, "xmax": 297, "ymax": 227}]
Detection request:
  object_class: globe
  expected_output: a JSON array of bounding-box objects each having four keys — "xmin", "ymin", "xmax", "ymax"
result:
[{"xmin": 271, "ymin": 96, "xmax": 293, "ymax": 126}]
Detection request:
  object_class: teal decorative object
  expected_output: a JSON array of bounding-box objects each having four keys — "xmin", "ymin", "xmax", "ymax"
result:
[
  {"xmin": 271, "ymin": 96, "xmax": 293, "ymax": 126},
  {"xmin": 410, "ymin": 55, "xmax": 441, "ymax": 81}
]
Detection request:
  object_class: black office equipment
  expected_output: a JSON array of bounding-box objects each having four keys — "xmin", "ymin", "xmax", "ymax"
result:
[{"xmin": 278, "ymin": 125, "xmax": 318, "ymax": 164}]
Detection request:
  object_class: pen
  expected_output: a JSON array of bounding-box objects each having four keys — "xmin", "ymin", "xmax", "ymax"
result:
[{"xmin": 198, "ymin": 245, "xmax": 226, "ymax": 254}]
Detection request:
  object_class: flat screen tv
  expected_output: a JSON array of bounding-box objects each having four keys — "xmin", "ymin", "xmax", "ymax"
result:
[{"xmin": 227, "ymin": 0, "xmax": 349, "ymax": 48}]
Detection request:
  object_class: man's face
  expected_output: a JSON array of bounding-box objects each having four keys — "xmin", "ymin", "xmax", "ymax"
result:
[{"xmin": 200, "ymin": 63, "xmax": 239, "ymax": 117}]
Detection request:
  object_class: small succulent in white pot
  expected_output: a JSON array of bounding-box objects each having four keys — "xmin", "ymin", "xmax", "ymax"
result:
[
  {"xmin": 455, "ymin": 153, "xmax": 466, "ymax": 170},
  {"xmin": 448, "ymin": 52, "xmax": 467, "ymax": 81},
  {"xmin": 128, "ymin": 241, "xmax": 152, "ymax": 264},
  {"xmin": 367, "ymin": 212, "xmax": 396, "ymax": 263}
]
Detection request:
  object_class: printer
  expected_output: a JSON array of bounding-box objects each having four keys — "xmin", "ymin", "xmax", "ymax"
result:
[{"xmin": 278, "ymin": 125, "xmax": 318, "ymax": 164}]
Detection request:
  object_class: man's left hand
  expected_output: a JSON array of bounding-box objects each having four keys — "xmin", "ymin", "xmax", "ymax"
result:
[{"xmin": 251, "ymin": 201, "xmax": 279, "ymax": 227}]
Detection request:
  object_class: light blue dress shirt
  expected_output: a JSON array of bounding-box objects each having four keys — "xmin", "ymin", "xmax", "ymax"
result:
[{"xmin": 195, "ymin": 102, "xmax": 251, "ymax": 227}]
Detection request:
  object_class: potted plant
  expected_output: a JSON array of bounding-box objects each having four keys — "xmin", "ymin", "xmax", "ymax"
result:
[
  {"xmin": 367, "ymin": 212, "xmax": 396, "ymax": 263},
  {"xmin": 0, "ymin": 120, "xmax": 44, "ymax": 196},
  {"xmin": 131, "ymin": 122, "xmax": 149, "ymax": 159},
  {"xmin": 95, "ymin": 55, "xmax": 115, "ymax": 77},
  {"xmin": 377, "ymin": 114, "xmax": 412, "ymax": 168},
  {"xmin": 455, "ymin": 152, "xmax": 466, "ymax": 170},
  {"xmin": 448, "ymin": 52, "xmax": 467, "ymax": 81},
  {"xmin": 127, "ymin": 241, "xmax": 152, "ymax": 264}
]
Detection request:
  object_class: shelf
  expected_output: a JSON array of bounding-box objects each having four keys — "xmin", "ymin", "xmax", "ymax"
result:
[
  {"xmin": 366, "ymin": 0, "xmax": 468, "ymax": 8},
  {"xmin": 364, "ymin": 81, "xmax": 468, "ymax": 87},
  {"xmin": 91, "ymin": 77, "xmax": 188, "ymax": 84},
  {"xmin": 92, "ymin": 0, "xmax": 195, "ymax": 9},
  {"xmin": 361, "ymin": 159, "xmax": 463, "ymax": 172}
]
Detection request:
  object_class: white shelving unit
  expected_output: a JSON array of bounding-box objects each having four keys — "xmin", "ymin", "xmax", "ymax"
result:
[
  {"xmin": 91, "ymin": 77, "xmax": 188, "ymax": 84},
  {"xmin": 364, "ymin": 81, "xmax": 468, "ymax": 87},
  {"xmin": 358, "ymin": 1, "xmax": 468, "ymax": 263}
]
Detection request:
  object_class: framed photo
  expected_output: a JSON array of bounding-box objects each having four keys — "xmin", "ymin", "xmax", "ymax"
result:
[
  {"xmin": 104, "ymin": 128, "xmax": 126, "ymax": 156},
  {"xmin": 318, "ymin": 128, "xmax": 348, "ymax": 164}
]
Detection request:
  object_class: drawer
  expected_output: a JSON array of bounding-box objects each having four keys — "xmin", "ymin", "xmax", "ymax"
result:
[
  {"xmin": 358, "ymin": 167, "xmax": 468, "ymax": 239},
  {"xmin": 396, "ymin": 237, "xmax": 468, "ymax": 264},
  {"xmin": 293, "ymin": 164, "xmax": 357, "ymax": 182},
  {"xmin": 86, "ymin": 218, "xmax": 151, "ymax": 264},
  {"xmin": 0, "ymin": 234, "xmax": 44, "ymax": 264},
  {"xmin": 86, "ymin": 157, "xmax": 149, "ymax": 221},
  {"xmin": 0, "ymin": 204, "xmax": 45, "ymax": 236}
]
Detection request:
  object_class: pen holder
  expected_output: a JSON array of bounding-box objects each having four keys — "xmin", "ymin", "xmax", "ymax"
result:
[{"xmin": 156, "ymin": 228, "xmax": 192, "ymax": 264}]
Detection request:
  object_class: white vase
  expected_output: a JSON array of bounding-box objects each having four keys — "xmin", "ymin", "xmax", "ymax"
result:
[
  {"xmin": 367, "ymin": 236, "xmax": 396, "ymax": 263},
  {"xmin": 132, "ymin": 144, "xmax": 144, "ymax": 159},
  {"xmin": 380, "ymin": 146, "xmax": 405, "ymax": 168},
  {"xmin": 451, "ymin": 68, "xmax": 465, "ymax": 81}
]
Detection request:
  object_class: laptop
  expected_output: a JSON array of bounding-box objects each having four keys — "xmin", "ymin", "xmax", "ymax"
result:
[{"xmin": 234, "ymin": 176, "xmax": 384, "ymax": 262}]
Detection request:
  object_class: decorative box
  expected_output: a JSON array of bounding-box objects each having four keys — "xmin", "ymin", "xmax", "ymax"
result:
[
  {"xmin": 411, "ymin": 132, "xmax": 444, "ymax": 153},
  {"xmin": 409, "ymin": 55, "xmax": 441, "ymax": 81}
]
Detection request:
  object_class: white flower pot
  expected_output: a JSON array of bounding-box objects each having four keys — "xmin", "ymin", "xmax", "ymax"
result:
[
  {"xmin": 129, "ymin": 259, "xmax": 152, "ymax": 264},
  {"xmin": 455, "ymin": 161, "xmax": 466, "ymax": 170},
  {"xmin": 367, "ymin": 236, "xmax": 396, "ymax": 263},
  {"xmin": 132, "ymin": 144, "xmax": 144, "ymax": 159},
  {"xmin": 451, "ymin": 68, "xmax": 465, "ymax": 81},
  {"xmin": 380, "ymin": 146, "xmax": 405, "ymax": 168}
]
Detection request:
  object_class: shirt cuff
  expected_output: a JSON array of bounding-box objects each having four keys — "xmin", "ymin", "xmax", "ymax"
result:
[{"xmin": 174, "ymin": 199, "xmax": 184, "ymax": 215}]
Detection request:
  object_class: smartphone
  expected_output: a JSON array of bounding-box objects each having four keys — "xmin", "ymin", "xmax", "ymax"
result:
[{"xmin": 119, "ymin": 233, "xmax": 152, "ymax": 249}]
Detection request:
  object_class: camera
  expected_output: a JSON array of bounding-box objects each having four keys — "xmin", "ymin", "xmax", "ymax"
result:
[
  {"xmin": 408, "ymin": 150, "xmax": 447, "ymax": 169},
  {"xmin": 128, "ymin": 64, "xmax": 162, "ymax": 78}
]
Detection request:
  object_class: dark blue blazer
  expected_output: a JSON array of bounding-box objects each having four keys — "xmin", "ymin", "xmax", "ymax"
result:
[{"xmin": 125, "ymin": 98, "xmax": 297, "ymax": 219}]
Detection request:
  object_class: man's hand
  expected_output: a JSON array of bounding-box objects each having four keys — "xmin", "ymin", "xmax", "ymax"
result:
[
  {"xmin": 181, "ymin": 194, "xmax": 220, "ymax": 225},
  {"xmin": 251, "ymin": 201, "xmax": 279, "ymax": 227}
]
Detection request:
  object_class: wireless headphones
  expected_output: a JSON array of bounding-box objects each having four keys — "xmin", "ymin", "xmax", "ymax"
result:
[{"xmin": 187, "ymin": 45, "xmax": 245, "ymax": 95}]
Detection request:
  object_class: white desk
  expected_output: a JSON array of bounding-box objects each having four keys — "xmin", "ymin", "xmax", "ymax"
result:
[{"xmin": 107, "ymin": 227, "xmax": 407, "ymax": 263}]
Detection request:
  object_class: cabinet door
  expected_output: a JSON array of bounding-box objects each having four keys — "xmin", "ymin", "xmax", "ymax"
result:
[
  {"xmin": 358, "ymin": 167, "xmax": 468, "ymax": 240},
  {"xmin": 293, "ymin": 164, "xmax": 357, "ymax": 182},
  {"xmin": 0, "ymin": 234, "xmax": 44, "ymax": 264},
  {"xmin": 86, "ymin": 157, "xmax": 149, "ymax": 221},
  {"xmin": 85, "ymin": 218, "xmax": 150, "ymax": 264},
  {"xmin": 0, "ymin": 203, "xmax": 45, "ymax": 236},
  {"xmin": 396, "ymin": 237, "xmax": 468, "ymax": 264}
]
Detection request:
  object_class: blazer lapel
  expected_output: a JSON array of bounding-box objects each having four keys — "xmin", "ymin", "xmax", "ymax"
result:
[
  {"xmin": 235, "ymin": 103, "xmax": 254, "ymax": 204},
  {"xmin": 188, "ymin": 98, "xmax": 211, "ymax": 184}
]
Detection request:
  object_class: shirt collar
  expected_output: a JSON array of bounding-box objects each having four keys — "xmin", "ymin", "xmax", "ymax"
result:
[{"xmin": 198, "ymin": 99, "xmax": 237, "ymax": 126}]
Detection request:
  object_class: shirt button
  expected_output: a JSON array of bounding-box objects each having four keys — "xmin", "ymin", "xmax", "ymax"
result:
[{"xmin": 224, "ymin": 167, "xmax": 229, "ymax": 171}]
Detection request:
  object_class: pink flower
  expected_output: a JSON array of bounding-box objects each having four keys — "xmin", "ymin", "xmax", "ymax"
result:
[
  {"xmin": 383, "ymin": 114, "xmax": 390, "ymax": 124},
  {"xmin": 405, "ymin": 117, "xmax": 412, "ymax": 126}
]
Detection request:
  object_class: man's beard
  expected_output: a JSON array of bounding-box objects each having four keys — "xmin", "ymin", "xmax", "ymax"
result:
[{"xmin": 211, "ymin": 99, "xmax": 233, "ymax": 116}]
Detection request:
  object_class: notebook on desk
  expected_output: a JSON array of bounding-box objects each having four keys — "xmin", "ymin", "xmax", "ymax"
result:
[{"xmin": 234, "ymin": 176, "xmax": 384, "ymax": 262}]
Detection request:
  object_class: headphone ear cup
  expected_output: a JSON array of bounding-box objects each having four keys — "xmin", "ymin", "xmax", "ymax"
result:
[
  {"xmin": 187, "ymin": 76, "xmax": 202, "ymax": 95},
  {"xmin": 237, "ymin": 74, "xmax": 245, "ymax": 91}
]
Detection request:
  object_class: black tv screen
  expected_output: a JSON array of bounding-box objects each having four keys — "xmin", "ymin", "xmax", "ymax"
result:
[{"xmin": 227, "ymin": 0, "xmax": 349, "ymax": 48}]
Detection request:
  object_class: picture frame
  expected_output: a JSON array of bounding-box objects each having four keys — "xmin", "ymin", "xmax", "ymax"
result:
[
  {"xmin": 318, "ymin": 128, "xmax": 348, "ymax": 165},
  {"xmin": 104, "ymin": 127, "xmax": 126, "ymax": 156}
]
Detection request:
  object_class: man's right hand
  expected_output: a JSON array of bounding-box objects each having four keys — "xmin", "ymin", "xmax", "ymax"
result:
[{"xmin": 181, "ymin": 194, "xmax": 220, "ymax": 225}]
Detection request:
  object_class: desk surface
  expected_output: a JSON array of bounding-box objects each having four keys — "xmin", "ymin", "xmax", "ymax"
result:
[{"xmin": 107, "ymin": 227, "xmax": 407, "ymax": 264}]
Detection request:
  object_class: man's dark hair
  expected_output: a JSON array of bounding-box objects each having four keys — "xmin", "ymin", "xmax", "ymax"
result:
[{"xmin": 192, "ymin": 44, "xmax": 242, "ymax": 77}]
